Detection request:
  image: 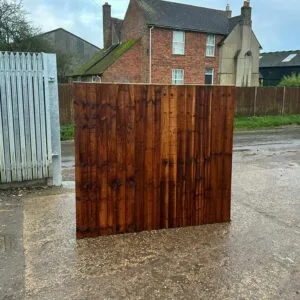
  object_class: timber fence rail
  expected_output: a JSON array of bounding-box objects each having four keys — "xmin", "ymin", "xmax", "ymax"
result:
[
  {"xmin": 60, "ymin": 85, "xmax": 300, "ymax": 125},
  {"xmin": 74, "ymin": 83, "xmax": 235, "ymax": 238}
]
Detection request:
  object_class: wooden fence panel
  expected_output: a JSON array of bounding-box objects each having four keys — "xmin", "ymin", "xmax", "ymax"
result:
[
  {"xmin": 75, "ymin": 84, "xmax": 236, "ymax": 238},
  {"xmin": 284, "ymin": 88, "xmax": 300, "ymax": 114},
  {"xmin": 236, "ymin": 87, "xmax": 256, "ymax": 116},
  {"xmin": 255, "ymin": 87, "xmax": 284, "ymax": 115},
  {"xmin": 59, "ymin": 84, "xmax": 74, "ymax": 125}
]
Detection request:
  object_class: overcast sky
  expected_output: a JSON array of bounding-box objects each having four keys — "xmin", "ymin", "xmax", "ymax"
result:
[{"xmin": 23, "ymin": 0, "xmax": 300, "ymax": 52}]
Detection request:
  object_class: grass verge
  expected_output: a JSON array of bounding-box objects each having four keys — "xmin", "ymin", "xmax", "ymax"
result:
[
  {"xmin": 60, "ymin": 115, "xmax": 300, "ymax": 140},
  {"xmin": 235, "ymin": 115, "xmax": 300, "ymax": 130},
  {"xmin": 60, "ymin": 124, "xmax": 75, "ymax": 141}
]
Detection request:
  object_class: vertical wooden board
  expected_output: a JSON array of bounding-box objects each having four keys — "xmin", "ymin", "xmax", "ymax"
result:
[
  {"xmin": 168, "ymin": 86, "xmax": 178, "ymax": 228},
  {"xmin": 86, "ymin": 84, "xmax": 99, "ymax": 236},
  {"xmin": 26, "ymin": 54, "xmax": 38, "ymax": 179},
  {"xmin": 21, "ymin": 53, "xmax": 33, "ymax": 181},
  {"xmin": 221, "ymin": 87, "xmax": 235, "ymax": 222},
  {"xmin": 160, "ymin": 85, "xmax": 170, "ymax": 229},
  {"xmin": 32, "ymin": 54, "xmax": 43, "ymax": 179},
  {"xmin": 37, "ymin": 54, "xmax": 48, "ymax": 178},
  {"xmin": 97, "ymin": 85, "xmax": 108, "ymax": 235},
  {"xmin": 42, "ymin": 53, "xmax": 53, "ymax": 177},
  {"xmin": 194, "ymin": 86, "xmax": 204, "ymax": 226},
  {"xmin": 210, "ymin": 86, "xmax": 224, "ymax": 223},
  {"xmin": 106, "ymin": 84, "xmax": 118, "ymax": 234},
  {"xmin": 175, "ymin": 85, "xmax": 186, "ymax": 227},
  {"xmin": 189, "ymin": 86, "xmax": 197, "ymax": 226},
  {"xmin": 4, "ymin": 52, "xmax": 17, "ymax": 181},
  {"xmin": 203, "ymin": 86, "xmax": 213, "ymax": 224},
  {"xmin": 115, "ymin": 85, "xmax": 127, "ymax": 233},
  {"xmin": 75, "ymin": 84, "xmax": 89, "ymax": 237},
  {"xmin": 15, "ymin": 54, "xmax": 27, "ymax": 180},
  {"xmin": 184, "ymin": 85, "xmax": 196, "ymax": 226},
  {"xmin": 153, "ymin": 85, "xmax": 162, "ymax": 230},
  {"xmin": 125, "ymin": 85, "xmax": 136, "ymax": 232},
  {"xmin": 134, "ymin": 85, "xmax": 147, "ymax": 232},
  {"xmin": 9, "ymin": 53, "xmax": 22, "ymax": 181},
  {"xmin": 144, "ymin": 85, "xmax": 155, "ymax": 230},
  {"xmin": 0, "ymin": 53, "xmax": 9, "ymax": 182}
]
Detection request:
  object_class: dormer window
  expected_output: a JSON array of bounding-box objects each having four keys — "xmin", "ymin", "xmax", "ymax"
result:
[
  {"xmin": 172, "ymin": 31, "xmax": 185, "ymax": 55},
  {"xmin": 206, "ymin": 34, "xmax": 215, "ymax": 57}
]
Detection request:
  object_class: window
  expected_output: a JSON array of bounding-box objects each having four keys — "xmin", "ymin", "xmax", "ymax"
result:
[
  {"xmin": 172, "ymin": 69, "xmax": 184, "ymax": 85},
  {"xmin": 205, "ymin": 68, "xmax": 214, "ymax": 85},
  {"xmin": 282, "ymin": 54, "xmax": 297, "ymax": 62},
  {"xmin": 172, "ymin": 31, "xmax": 185, "ymax": 55},
  {"xmin": 206, "ymin": 34, "xmax": 215, "ymax": 57}
]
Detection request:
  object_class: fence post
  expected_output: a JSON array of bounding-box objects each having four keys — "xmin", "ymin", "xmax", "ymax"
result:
[
  {"xmin": 282, "ymin": 86, "xmax": 286, "ymax": 115},
  {"xmin": 43, "ymin": 53, "xmax": 62, "ymax": 186},
  {"xmin": 254, "ymin": 86, "xmax": 257, "ymax": 116}
]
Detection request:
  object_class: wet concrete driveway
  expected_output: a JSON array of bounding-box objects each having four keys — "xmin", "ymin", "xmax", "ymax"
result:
[{"xmin": 1, "ymin": 127, "xmax": 300, "ymax": 299}]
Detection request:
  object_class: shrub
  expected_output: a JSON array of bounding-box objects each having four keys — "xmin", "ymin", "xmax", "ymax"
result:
[{"xmin": 278, "ymin": 73, "xmax": 300, "ymax": 87}]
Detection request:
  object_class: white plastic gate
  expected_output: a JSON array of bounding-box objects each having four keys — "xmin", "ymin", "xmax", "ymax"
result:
[{"xmin": 0, "ymin": 52, "xmax": 61, "ymax": 186}]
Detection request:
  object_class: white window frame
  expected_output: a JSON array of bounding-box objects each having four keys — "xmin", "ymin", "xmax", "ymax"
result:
[
  {"xmin": 205, "ymin": 68, "xmax": 214, "ymax": 85},
  {"xmin": 172, "ymin": 69, "xmax": 184, "ymax": 85},
  {"xmin": 172, "ymin": 31, "xmax": 185, "ymax": 55},
  {"xmin": 206, "ymin": 34, "xmax": 215, "ymax": 57}
]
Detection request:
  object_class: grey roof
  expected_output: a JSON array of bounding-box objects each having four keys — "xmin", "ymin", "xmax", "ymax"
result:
[
  {"xmin": 136, "ymin": 0, "xmax": 235, "ymax": 35},
  {"xmin": 260, "ymin": 51, "xmax": 300, "ymax": 68},
  {"xmin": 228, "ymin": 15, "xmax": 242, "ymax": 33},
  {"xmin": 41, "ymin": 28, "xmax": 100, "ymax": 50}
]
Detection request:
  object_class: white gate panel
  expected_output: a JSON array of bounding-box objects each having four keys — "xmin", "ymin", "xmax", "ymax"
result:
[{"xmin": 0, "ymin": 52, "xmax": 61, "ymax": 186}]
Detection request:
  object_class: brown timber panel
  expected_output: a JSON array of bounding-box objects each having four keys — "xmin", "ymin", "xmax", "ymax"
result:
[
  {"xmin": 75, "ymin": 84, "xmax": 235, "ymax": 238},
  {"xmin": 59, "ymin": 84, "xmax": 74, "ymax": 125},
  {"xmin": 235, "ymin": 87, "xmax": 255, "ymax": 116},
  {"xmin": 284, "ymin": 88, "xmax": 300, "ymax": 114},
  {"xmin": 255, "ymin": 87, "xmax": 284, "ymax": 115}
]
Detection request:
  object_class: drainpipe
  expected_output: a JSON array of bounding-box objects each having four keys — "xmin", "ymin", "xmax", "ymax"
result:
[{"xmin": 149, "ymin": 26, "xmax": 154, "ymax": 84}]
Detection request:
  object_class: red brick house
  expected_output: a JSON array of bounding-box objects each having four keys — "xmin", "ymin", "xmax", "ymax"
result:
[{"xmin": 73, "ymin": 0, "xmax": 261, "ymax": 86}]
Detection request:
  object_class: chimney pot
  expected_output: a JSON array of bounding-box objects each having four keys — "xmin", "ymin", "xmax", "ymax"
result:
[
  {"xmin": 243, "ymin": 1, "xmax": 250, "ymax": 7},
  {"xmin": 226, "ymin": 3, "xmax": 232, "ymax": 18}
]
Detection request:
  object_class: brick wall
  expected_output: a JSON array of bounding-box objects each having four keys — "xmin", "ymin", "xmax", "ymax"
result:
[
  {"xmin": 121, "ymin": 0, "xmax": 147, "ymax": 41},
  {"xmin": 102, "ymin": 42, "xmax": 142, "ymax": 83},
  {"xmin": 151, "ymin": 28, "xmax": 222, "ymax": 84}
]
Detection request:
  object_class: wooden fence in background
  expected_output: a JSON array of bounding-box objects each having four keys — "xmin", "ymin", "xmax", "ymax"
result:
[
  {"xmin": 61, "ymin": 85, "xmax": 300, "ymax": 125},
  {"xmin": 236, "ymin": 87, "xmax": 300, "ymax": 116},
  {"xmin": 74, "ymin": 84, "xmax": 235, "ymax": 238},
  {"xmin": 59, "ymin": 84, "xmax": 74, "ymax": 125}
]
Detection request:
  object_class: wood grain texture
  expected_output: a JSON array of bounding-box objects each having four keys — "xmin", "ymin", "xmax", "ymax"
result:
[{"xmin": 75, "ymin": 84, "xmax": 235, "ymax": 238}]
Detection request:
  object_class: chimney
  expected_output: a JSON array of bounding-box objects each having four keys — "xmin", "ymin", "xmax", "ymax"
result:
[
  {"xmin": 226, "ymin": 4, "xmax": 232, "ymax": 18},
  {"xmin": 103, "ymin": 2, "xmax": 112, "ymax": 49},
  {"xmin": 241, "ymin": 0, "xmax": 252, "ymax": 26}
]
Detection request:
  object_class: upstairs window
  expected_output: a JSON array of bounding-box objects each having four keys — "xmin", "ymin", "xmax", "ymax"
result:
[
  {"xmin": 205, "ymin": 68, "xmax": 214, "ymax": 85},
  {"xmin": 206, "ymin": 34, "xmax": 215, "ymax": 57},
  {"xmin": 172, "ymin": 69, "xmax": 184, "ymax": 85},
  {"xmin": 173, "ymin": 31, "xmax": 185, "ymax": 55}
]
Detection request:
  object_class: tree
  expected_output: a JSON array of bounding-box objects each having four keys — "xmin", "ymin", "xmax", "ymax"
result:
[
  {"xmin": 0, "ymin": 0, "xmax": 74, "ymax": 81},
  {"xmin": 278, "ymin": 73, "xmax": 300, "ymax": 87}
]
